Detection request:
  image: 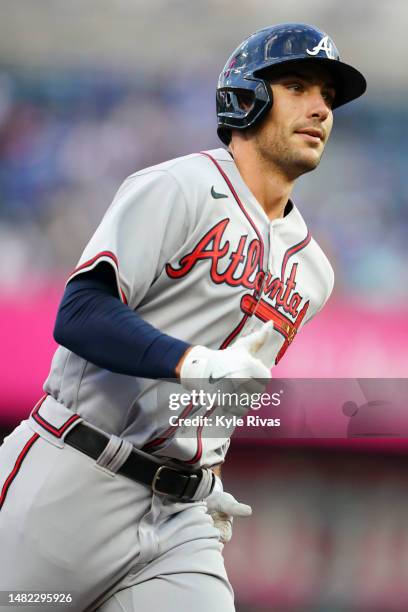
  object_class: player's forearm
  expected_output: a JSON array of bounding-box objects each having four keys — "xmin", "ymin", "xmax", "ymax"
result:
[{"xmin": 54, "ymin": 276, "xmax": 190, "ymax": 379}]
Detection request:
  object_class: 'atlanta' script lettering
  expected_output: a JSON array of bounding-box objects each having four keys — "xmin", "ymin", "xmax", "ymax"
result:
[{"xmin": 165, "ymin": 219, "xmax": 303, "ymax": 318}]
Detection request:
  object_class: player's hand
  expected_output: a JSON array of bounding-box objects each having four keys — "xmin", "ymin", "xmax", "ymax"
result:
[
  {"xmin": 179, "ymin": 322, "xmax": 274, "ymax": 416},
  {"xmin": 206, "ymin": 476, "xmax": 252, "ymax": 543}
]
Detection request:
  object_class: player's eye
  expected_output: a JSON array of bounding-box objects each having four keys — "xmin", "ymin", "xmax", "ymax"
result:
[
  {"xmin": 322, "ymin": 90, "xmax": 335, "ymax": 107},
  {"xmin": 286, "ymin": 82, "xmax": 303, "ymax": 92}
]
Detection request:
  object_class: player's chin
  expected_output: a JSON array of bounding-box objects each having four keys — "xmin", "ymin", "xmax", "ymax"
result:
[{"xmin": 292, "ymin": 150, "xmax": 322, "ymax": 175}]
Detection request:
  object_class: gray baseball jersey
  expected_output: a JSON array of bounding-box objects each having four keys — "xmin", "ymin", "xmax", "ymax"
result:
[
  {"xmin": 35, "ymin": 147, "xmax": 333, "ymax": 467},
  {"xmin": 0, "ymin": 147, "xmax": 334, "ymax": 612}
]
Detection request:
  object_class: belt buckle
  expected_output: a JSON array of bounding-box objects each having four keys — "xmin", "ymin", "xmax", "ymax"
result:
[{"xmin": 152, "ymin": 465, "xmax": 181, "ymax": 496}]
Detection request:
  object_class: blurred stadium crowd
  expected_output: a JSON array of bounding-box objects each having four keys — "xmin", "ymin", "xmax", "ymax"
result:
[
  {"xmin": 0, "ymin": 69, "xmax": 219, "ymax": 290},
  {"xmin": 0, "ymin": 68, "xmax": 407, "ymax": 302}
]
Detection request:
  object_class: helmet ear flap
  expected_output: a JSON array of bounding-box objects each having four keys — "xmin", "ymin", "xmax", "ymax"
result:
[
  {"xmin": 216, "ymin": 79, "xmax": 272, "ymax": 132},
  {"xmin": 218, "ymin": 90, "xmax": 253, "ymax": 119},
  {"xmin": 216, "ymin": 82, "xmax": 273, "ymax": 145}
]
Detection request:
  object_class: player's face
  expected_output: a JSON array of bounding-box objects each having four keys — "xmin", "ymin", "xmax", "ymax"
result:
[{"xmin": 251, "ymin": 63, "xmax": 335, "ymax": 179}]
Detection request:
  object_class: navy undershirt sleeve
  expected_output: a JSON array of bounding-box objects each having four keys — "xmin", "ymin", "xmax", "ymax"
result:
[{"xmin": 53, "ymin": 263, "xmax": 190, "ymax": 379}]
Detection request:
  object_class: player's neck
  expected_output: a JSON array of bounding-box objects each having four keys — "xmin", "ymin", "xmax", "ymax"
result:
[{"xmin": 229, "ymin": 145, "xmax": 293, "ymax": 221}]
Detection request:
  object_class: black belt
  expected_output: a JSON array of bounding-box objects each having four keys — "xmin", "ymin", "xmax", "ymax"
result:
[{"xmin": 64, "ymin": 422, "xmax": 209, "ymax": 501}]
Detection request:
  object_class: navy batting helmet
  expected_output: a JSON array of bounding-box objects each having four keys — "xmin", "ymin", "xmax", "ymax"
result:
[{"xmin": 216, "ymin": 23, "xmax": 367, "ymax": 145}]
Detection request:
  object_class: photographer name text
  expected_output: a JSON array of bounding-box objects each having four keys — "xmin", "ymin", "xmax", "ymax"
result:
[{"xmin": 168, "ymin": 414, "xmax": 280, "ymax": 428}]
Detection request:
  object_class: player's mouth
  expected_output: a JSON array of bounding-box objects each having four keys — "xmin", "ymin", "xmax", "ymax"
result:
[{"xmin": 295, "ymin": 127, "xmax": 324, "ymax": 144}]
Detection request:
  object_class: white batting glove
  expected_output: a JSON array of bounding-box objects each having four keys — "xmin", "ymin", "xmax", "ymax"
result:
[
  {"xmin": 180, "ymin": 322, "xmax": 274, "ymax": 416},
  {"xmin": 206, "ymin": 476, "xmax": 252, "ymax": 544}
]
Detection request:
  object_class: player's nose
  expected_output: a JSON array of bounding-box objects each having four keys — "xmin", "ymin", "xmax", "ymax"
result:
[{"xmin": 307, "ymin": 86, "xmax": 331, "ymax": 121}]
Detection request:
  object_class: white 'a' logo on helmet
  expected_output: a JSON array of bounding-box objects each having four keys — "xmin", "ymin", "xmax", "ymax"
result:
[{"xmin": 306, "ymin": 36, "xmax": 335, "ymax": 60}]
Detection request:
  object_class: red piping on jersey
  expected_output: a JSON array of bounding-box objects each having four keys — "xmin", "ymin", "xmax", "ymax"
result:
[
  {"xmin": 0, "ymin": 433, "xmax": 39, "ymax": 510},
  {"xmin": 31, "ymin": 394, "xmax": 81, "ymax": 438},
  {"xmin": 218, "ymin": 313, "xmax": 249, "ymax": 350},
  {"xmin": 67, "ymin": 250, "xmax": 128, "ymax": 305},
  {"xmin": 200, "ymin": 152, "xmax": 265, "ymax": 262},
  {"xmin": 184, "ymin": 153, "xmax": 267, "ymax": 464},
  {"xmin": 281, "ymin": 232, "xmax": 311, "ymax": 281},
  {"xmin": 144, "ymin": 153, "xmax": 267, "ymax": 459},
  {"xmin": 146, "ymin": 155, "xmax": 312, "ymax": 463},
  {"xmin": 200, "ymin": 151, "xmax": 266, "ymax": 350}
]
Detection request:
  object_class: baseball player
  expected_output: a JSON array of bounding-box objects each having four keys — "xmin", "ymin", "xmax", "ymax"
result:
[{"xmin": 0, "ymin": 23, "xmax": 366, "ymax": 612}]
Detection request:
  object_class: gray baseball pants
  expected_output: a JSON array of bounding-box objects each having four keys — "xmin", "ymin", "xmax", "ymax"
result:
[{"xmin": 0, "ymin": 420, "xmax": 234, "ymax": 611}]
